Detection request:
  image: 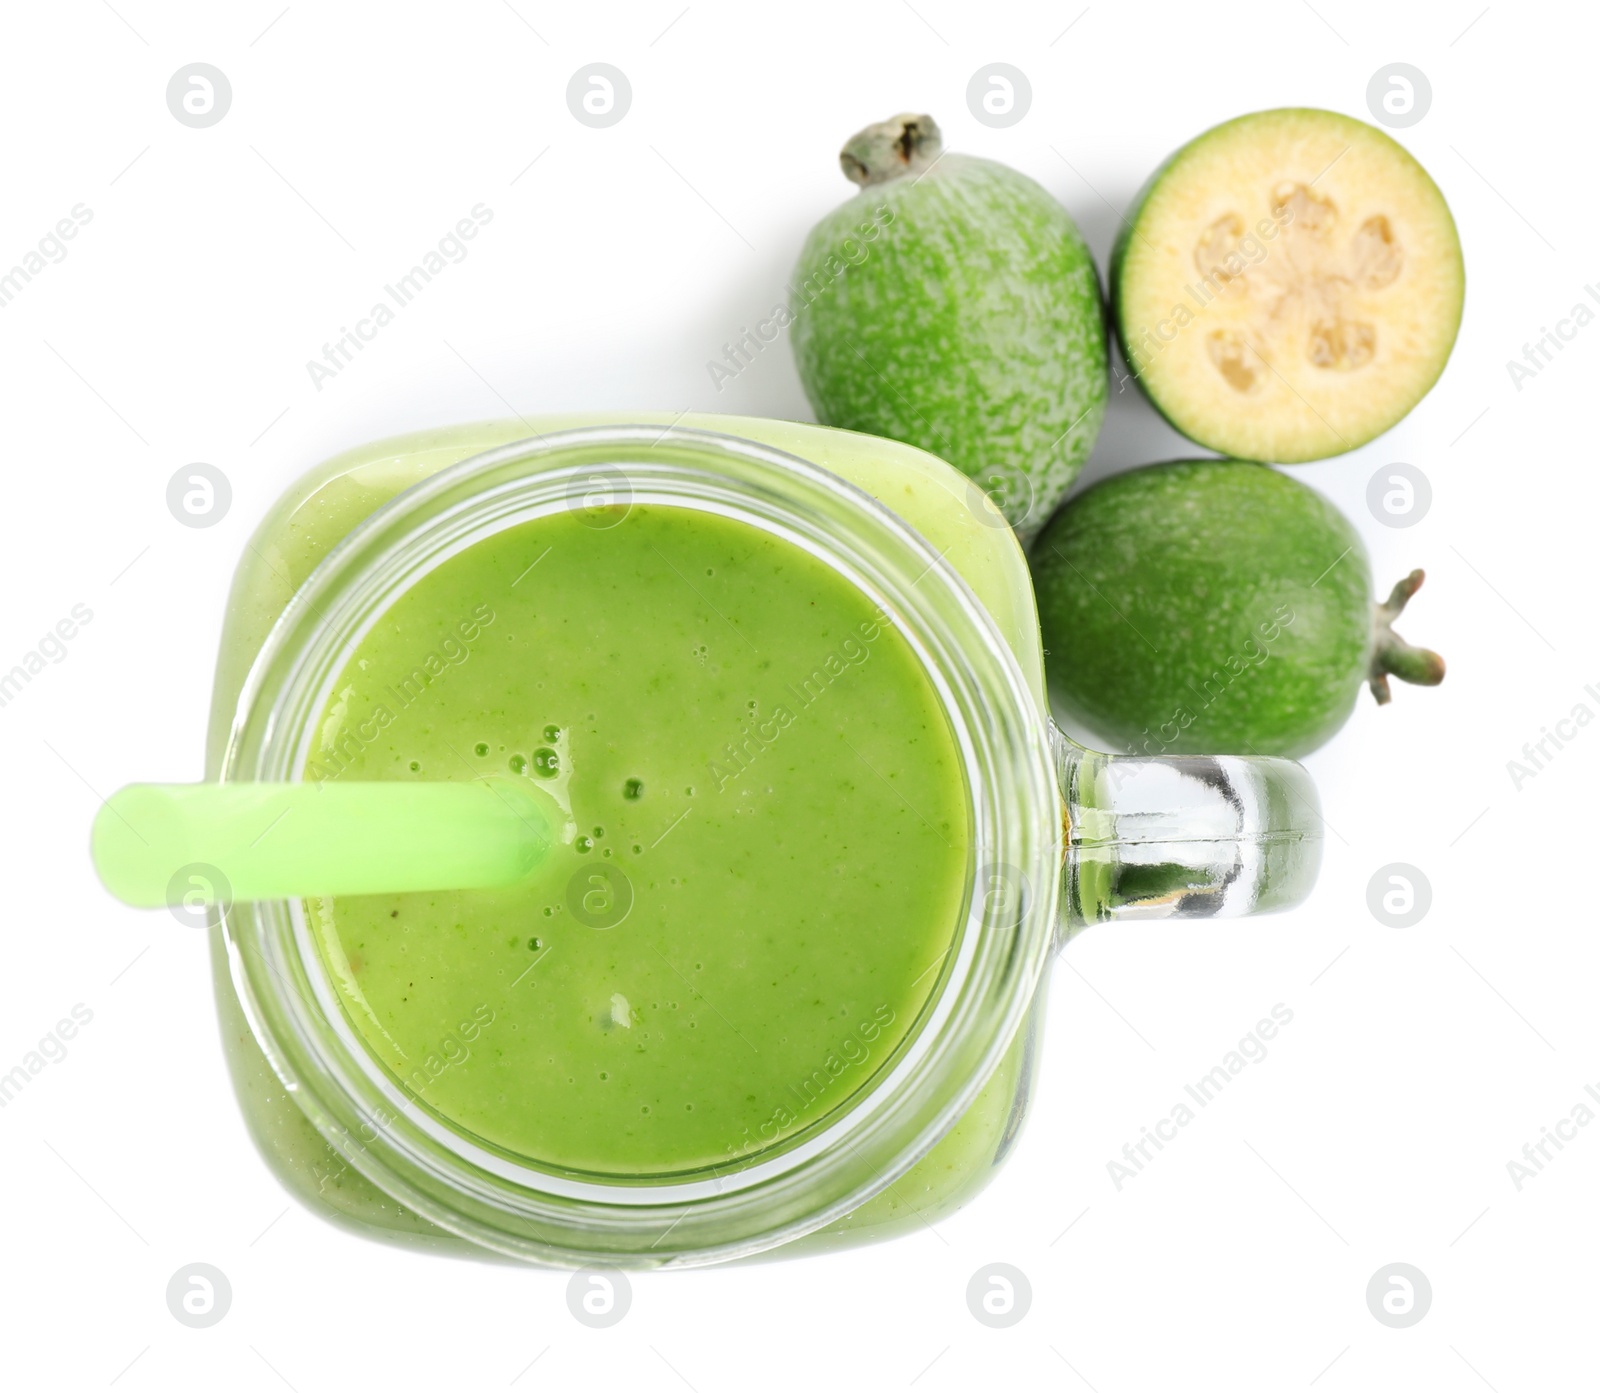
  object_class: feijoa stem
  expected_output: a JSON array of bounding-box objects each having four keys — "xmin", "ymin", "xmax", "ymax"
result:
[
  {"xmin": 1369, "ymin": 569, "xmax": 1446, "ymax": 705},
  {"xmin": 840, "ymin": 113, "xmax": 943, "ymax": 187}
]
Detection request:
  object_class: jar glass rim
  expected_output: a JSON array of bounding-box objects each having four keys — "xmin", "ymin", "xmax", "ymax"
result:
[{"xmin": 219, "ymin": 424, "xmax": 1060, "ymax": 1267}]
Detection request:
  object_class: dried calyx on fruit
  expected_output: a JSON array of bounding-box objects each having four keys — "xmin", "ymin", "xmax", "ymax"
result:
[
  {"xmin": 1031, "ymin": 459, "xmax": 1446, "ymax": 759},
  {"xmin": 792, "ymin": 111, "xmax": 1108, "ymax": 539}
]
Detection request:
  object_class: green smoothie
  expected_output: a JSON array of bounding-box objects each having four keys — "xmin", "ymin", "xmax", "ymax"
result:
[
  {"xmin": 207, "ymin": 414, "xmax": 1048, "ymax": 1254},
  {"xmin": 305, "ymin": 502, "xmax": 971, "ymax": 1175}
]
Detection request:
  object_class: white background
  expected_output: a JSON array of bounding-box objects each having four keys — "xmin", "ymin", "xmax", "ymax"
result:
[{"xmin": 2, "ymin": 1, "xmax": 1594, "ymax": 1388}]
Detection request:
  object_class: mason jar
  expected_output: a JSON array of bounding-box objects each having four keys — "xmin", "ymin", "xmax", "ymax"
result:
[{"xmin": 205, "ymin": 415, "xmax": 1320, "ymax": 1266}]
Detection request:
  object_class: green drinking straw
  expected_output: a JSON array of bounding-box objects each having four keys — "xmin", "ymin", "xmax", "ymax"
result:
[{"xmin": 91, "ymin": 780, "xmax": 553, "ymax": 908}]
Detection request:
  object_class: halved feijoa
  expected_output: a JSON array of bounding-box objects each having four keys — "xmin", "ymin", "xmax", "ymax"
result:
[{"xmin": 1112, "ymin": 108, "xmax": 1464, "ymax": 462}]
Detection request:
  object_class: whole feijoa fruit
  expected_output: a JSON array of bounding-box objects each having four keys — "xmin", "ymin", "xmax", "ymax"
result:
[
  {"xmin": 791, "ymin": 113, "xmax": 1107, "ymax": 539},
  {"xmin": 1032, "ymin": 460, "xmax": 1444, "ymax": 758},
  {"xmin": 1112, "ymin": 108, "xmax": 1464, "ymax": 462}
]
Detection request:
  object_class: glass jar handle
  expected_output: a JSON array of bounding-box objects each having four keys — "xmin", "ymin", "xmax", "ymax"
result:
[{"xmin": 1050, "ymin": 721, "xmax": 1324, "ymax": 942}]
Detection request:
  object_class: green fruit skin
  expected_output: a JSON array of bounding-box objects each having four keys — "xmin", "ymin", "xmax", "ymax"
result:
[
  {"xmin": 792, "ymin": 154, "xmax": 1108, "ymax": 537},
  {"xmin": 1109, "ymin": 108, "xmax": 1465, "ymax": 463},
  {"xmin": 1032, "ymin": 460, "xmax": 1373, "ymax": 758}
]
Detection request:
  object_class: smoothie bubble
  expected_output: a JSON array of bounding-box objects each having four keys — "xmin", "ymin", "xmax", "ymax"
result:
[
  {"xmin": 533, "ymin": 747, "xmax": 559, "ymax": 777},
  {"xmin": 623, "ymin": 779, "xmax": 643, "ymax": 800}
]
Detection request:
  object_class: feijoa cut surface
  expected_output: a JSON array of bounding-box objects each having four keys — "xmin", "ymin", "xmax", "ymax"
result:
[
  {"xmin": 1112, "ymin": 108, "xmax": 1464, "ymax": 462},
  {"xmin": 1032, "ymin": 460, "xmax": 1444, "ymax": 758}
]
